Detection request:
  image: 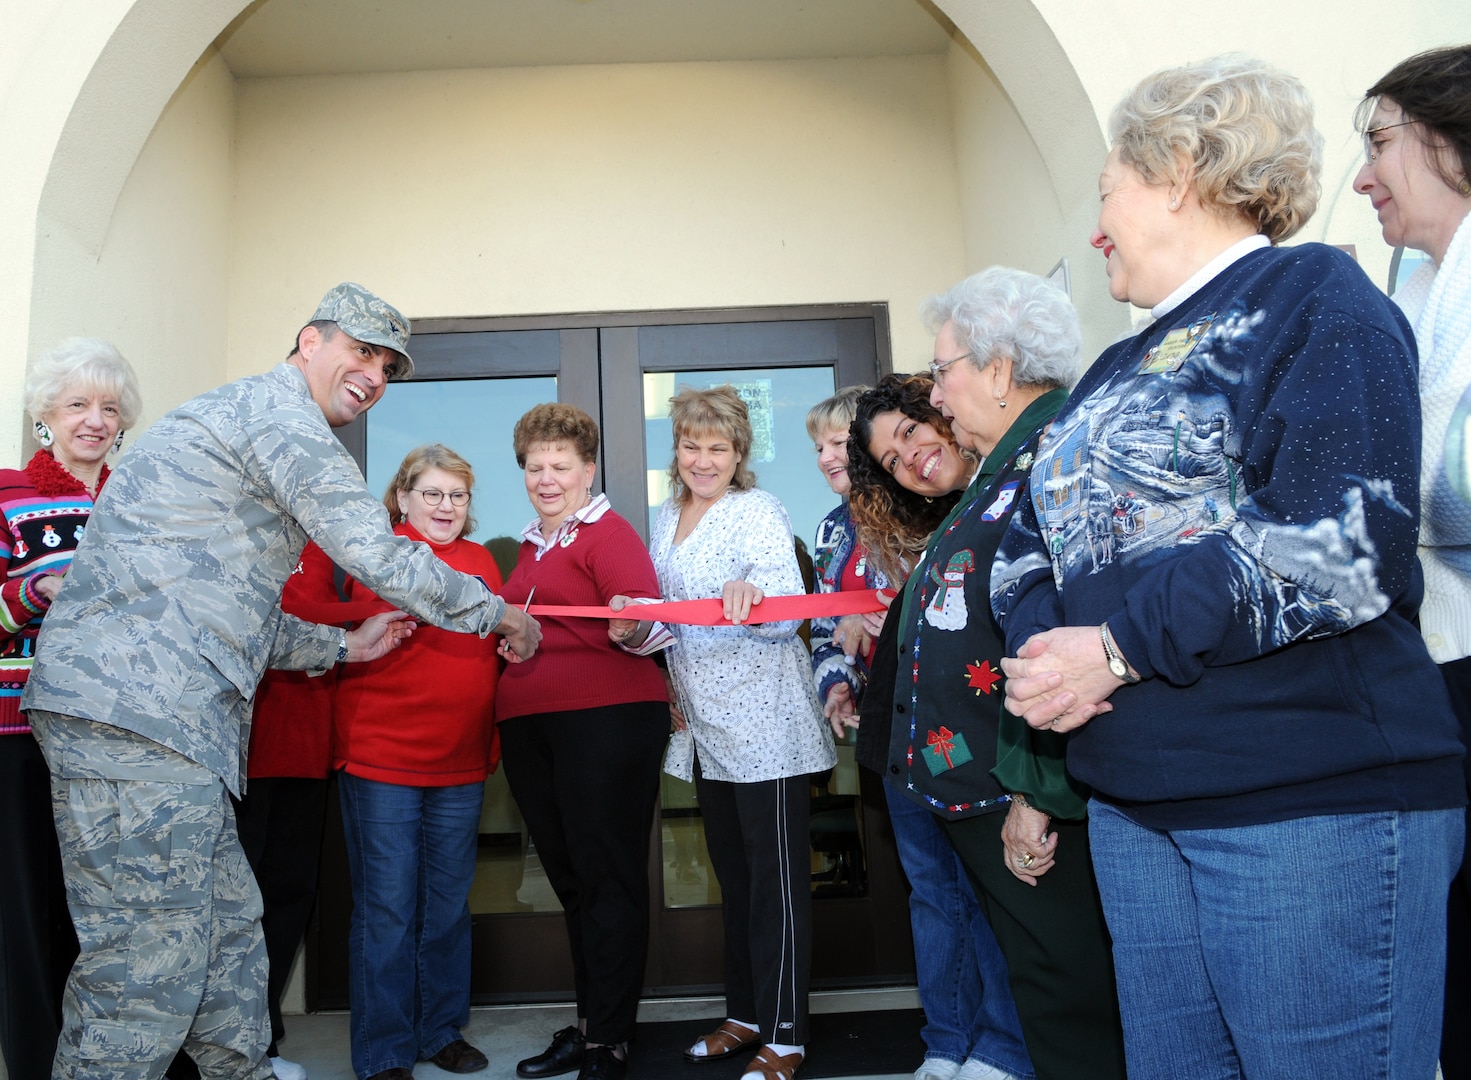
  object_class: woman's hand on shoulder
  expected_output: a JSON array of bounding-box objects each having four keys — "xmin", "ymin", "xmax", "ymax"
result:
[{"xmin": 722, "ymin": 580, "xmax": 764, "ymax": 625}]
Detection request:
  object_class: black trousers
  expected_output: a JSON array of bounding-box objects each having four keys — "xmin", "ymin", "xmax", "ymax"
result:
[
  {"xmin": 942, "ymin": 811, "xmax": 1126, "ymax": 1080},
  {"xmin": 0, "ymin": 732, "xmax": 78, "ymax": 1080},
  {"xmin": 232, "ymin": 776, "xmax": 330, "ymax": 1057},
  {"xmin": 1442, "ymin": 655, "xmax": 1471, "ymax": 1080},
  {"xmin": 694, "ymin": 759, "xmax": 812, "ymax": 1047},
  {"xmin": 499, "ymin": 702, "xmax": 668, "ymax": 1045}
]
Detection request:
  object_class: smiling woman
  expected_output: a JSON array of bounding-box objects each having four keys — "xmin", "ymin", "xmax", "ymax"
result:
[
  {"xmin": 332, "ymin": 442, "xmax": 504, "ymax": 1080},
  {"xmin": 1353, "ymin": 44, "xmax": 1471, "ymax": 1076},
  {"xmin": 650, "ymin": 385, "xmax": 833, "ymax": 1080},
  {"xmin": 1, "ymin": 338, "xmax": 142, "ymax": 1080},
  {"xmin": 992, "ymin": 54, "xmax": 1465, "ymax": 1079}
]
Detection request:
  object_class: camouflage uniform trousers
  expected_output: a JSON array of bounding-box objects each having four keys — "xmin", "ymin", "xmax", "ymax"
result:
[{"xmin": 28, "ymin": 712, "xmax": 272, "ymax": 1080}]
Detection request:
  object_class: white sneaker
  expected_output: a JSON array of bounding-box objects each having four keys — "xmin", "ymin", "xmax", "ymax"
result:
[
  {"xmin": 271, "ymin": 1057, "xmax": 308, "ymax": 1080},
  {"xmin": 914, "ymin": 1057, "xmax": 962, "ymax": 1080},
  {"xmin": 957, "ymin": 1059, "xmax": 1018, "ymax": 1080}
]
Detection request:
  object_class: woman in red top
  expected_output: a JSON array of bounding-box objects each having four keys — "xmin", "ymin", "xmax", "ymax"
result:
[
  {"xmin": 496, "ymin": 404, "xmax": 671, "ymax": 1080},
  {"xmin": 333, "ymin": 444, "xmax": 505, "ymax": 1080}
]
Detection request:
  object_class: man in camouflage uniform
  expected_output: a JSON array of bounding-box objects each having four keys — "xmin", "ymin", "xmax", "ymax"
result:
[{"xmin": 22, "ymin": 283, "xmax": 542, "ymax": 1080}]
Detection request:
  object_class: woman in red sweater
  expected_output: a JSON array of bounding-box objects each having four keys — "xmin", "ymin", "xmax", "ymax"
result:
[
  {"xmin": 497, "ymin": 404, "xmax": 671, "ymax": 1080},
  {"xmin": 333, "ymin": 444, "xmax": 505, "ymax": 1080}
]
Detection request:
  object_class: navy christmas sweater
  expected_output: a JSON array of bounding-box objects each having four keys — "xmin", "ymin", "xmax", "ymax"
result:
[{"xmin": 991, "ymin": 242, "xmax": 1465, "ymax": 830}]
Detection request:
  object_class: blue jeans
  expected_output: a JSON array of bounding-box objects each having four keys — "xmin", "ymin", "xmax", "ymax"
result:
[
  {"xmin": 885, "ymin": 783, "xmax": 1033, "ymax": 1079},
  {"xmin": 339, "ymin": 773, "xmax": 484, "ymax": 1078},
  {"xmin": 1088, "ymin": 799, "xmax": 1464, "ymax": 1080}
]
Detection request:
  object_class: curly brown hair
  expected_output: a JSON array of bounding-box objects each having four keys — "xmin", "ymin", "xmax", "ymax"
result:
[
  {"xmin": 513, "ymin": 402, "xmax": 600, "ymax": 466},
  {"xmin": 847, "ymin": 374, "xmax": 968, "ymax": 583}
]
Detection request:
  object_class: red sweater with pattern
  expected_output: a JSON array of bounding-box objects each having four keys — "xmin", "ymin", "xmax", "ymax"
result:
[
  {"xmin": 1, "ymin": 451, "xmax": 108, "ymax": 734},
  {"xmin": 333, "ymin": 523, "xmax": 504, "ymax": 786},
  {"xmin": 495, "ymin": 509, "xmax": 667, "ymax": 723}
]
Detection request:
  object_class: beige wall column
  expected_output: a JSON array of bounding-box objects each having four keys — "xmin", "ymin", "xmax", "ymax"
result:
[{"xmin": 0, "ymin": 0, "xmax": 249, "ymax": 461}]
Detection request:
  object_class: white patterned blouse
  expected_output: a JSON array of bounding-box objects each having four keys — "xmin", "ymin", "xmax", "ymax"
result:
[{"xmin": 651, "ymin": 487, "xmax": 835, "ymax": 784}]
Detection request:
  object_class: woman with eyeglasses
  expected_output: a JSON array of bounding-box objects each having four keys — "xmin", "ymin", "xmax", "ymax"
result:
[
  {"xmin": 496, "ymin": 404, "xmax": 672, "ymax": 1080},
  {"xmin": 993, "ymin": 55, "xmax": 1464, "ymax": 1078},
  {"xmin": 851, "ymin": 291, "xmax": 1122, "ymax": 1080},
  {"xmin": 1353, "ymin": 43, "xmax": 1471, "ymax": 1078},
  {"xmin": 332, "ymin": 444, "xmax": 505, "ymax": 1080}
]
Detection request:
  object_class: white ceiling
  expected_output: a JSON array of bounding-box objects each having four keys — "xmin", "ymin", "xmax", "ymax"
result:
[{"xmin": 217, "ymin": 0, "xmax": 958, "ymax": 79}]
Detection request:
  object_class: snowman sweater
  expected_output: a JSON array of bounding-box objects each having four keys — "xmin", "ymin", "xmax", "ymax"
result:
[{"xmin": 1, "ymin": 451, "xmax": 108, "ymax": 734}]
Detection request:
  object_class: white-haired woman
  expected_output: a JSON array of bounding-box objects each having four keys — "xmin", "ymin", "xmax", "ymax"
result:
[
  {"xmin": 993, "ymin": 55, "xmax": 1465, "ymax": 1077},
  {"xmin": 861, "ymin": 268, "xmax": 1124, "ymax": 1080},
  {"xmin": 1, "ymin": 338, "xmax": 141, "ymax": 1080}
]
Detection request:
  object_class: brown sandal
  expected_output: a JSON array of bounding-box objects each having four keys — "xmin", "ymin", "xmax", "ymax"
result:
[
  {"xmin": 683, "ymin": 1021, "xmax": 762, "ymax": 1063},
  {"xmin": 740, "ymin": 1046, "xmax": 804, "ymax": 1080}
]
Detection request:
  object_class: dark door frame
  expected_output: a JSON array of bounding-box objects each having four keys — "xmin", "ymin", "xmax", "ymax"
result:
[{"xmin": 308, "ymin": 302, "xmax": 912, "ymax": 1010}]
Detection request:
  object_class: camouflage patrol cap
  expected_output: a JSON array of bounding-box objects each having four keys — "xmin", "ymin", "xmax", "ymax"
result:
[{"xmin": 308, "ymin": 282, "xmax": 415, "ymax": 380}]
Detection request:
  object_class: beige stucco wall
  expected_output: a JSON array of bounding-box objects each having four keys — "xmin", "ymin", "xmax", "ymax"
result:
[
  {"xmin": 226, "ymin": 55, "xmax": 968, "ymax": 381},
  {"xmin": 946, "ymin": 39, "xmax": 1124, "ymax": 360},
  {"xmin": 28, "ymin": 47, "xmax": 236, "ymax": 436},
  {"xmin": 8, "ymin": 0, "xmax": 1469, "ymax": 466},
  {"xmin": 1021, "ymin": 0, "xmax": 1471, "ymax": 298}
]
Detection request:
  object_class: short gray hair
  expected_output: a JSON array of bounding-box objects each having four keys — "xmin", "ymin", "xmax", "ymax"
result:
[
  {"xmin": 920, "ymin": 268, "xmax": 1081, "ymax": 390},
  {"xmin": 24, "ymin": 338, "xmax": 143, "ymax": 427},
  {"xmin": 805, "ymin": 385, "xmax": 870, "ymax": 442},
  {"xmin": 1109, "ymin": 53, "xmax": 1322, "ymax": 243}
]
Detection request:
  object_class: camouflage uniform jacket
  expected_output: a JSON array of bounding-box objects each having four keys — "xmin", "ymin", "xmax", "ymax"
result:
[{"xmin": 23, "ymin": 362, "xmax": 506, "ymax": 796}]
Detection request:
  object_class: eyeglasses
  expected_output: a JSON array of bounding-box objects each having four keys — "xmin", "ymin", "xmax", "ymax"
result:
[
  {"xmin": 412, "ymin": 487, "xmax": 470, "ymax": 507},
  {"xmin": 928, "ymin": 352, "xmax": 972, "ymax": 385},
  {"xmin": 1363, "ymin": 120, "xmax": 1415, "ymax": 164}
]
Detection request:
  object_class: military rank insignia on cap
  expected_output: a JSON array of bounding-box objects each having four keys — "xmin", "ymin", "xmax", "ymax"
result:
[{"xmin": 309, "ymin": 282, "xmax": 415, "ymax": 380}]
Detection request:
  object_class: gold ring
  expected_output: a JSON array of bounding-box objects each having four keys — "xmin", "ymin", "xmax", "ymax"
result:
[{"xmin": 1017, "ymin": 852, "xmax": 1036, "ymax": 869}]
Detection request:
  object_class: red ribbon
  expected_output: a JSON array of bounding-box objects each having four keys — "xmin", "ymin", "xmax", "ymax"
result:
[
  {"xmin": 527, "ymin": 588, "xmax": 892, "ymax": 626},
  {"xmin": 927, "ymin": 727, "xmax": 956, "ymax": 769}
]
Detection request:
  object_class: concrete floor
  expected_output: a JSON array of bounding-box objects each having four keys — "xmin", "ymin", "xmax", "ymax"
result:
[{"xmin": 269, "ymin": 989, "xmax": 919, "ymax": 1080}]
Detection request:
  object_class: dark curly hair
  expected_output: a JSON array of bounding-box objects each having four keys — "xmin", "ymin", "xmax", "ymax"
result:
[
  {"xmin": 847, "ymin": 373, "xmax": 969, "ymax": 583},
  {"xmin": 1359, "ymin": 45, "xmax": 1471, "ymax": 196}
]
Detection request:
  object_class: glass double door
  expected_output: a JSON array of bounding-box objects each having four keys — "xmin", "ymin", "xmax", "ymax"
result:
[{"xmin": 308, "ymin": 306, "xmax": 915, "ymax": 1007}]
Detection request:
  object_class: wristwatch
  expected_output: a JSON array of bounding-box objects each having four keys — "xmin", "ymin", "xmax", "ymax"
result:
[
  {"xmin": 337, "ymin": 628, "xmax": 349, "ymax": 666},
  {"xmin": 1100, "ymin": 622, "xmax": 1139, "ymax": 684}
]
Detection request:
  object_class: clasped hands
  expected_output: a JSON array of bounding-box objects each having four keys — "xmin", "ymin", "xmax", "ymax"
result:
[{"xmin": 1000, "ymin": 624, "xmax": 1123, "ymax": 733}]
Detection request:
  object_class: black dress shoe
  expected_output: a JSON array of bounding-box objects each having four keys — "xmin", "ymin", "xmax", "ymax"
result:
[
  {"xmin": 576, "ymin": 1046, "xmax": 627, "ymax": 1080},
  {"xmin": 517, "ymin": 1027, "xmax": 587, "ymax": 1079},
  {"xmin": 429, "ymin": 1040, "xmax": 489, "ymax": 1074},
  {"xmin": 366, "ymin": 1071, "xmax": 414, "ymax": 1080}
]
